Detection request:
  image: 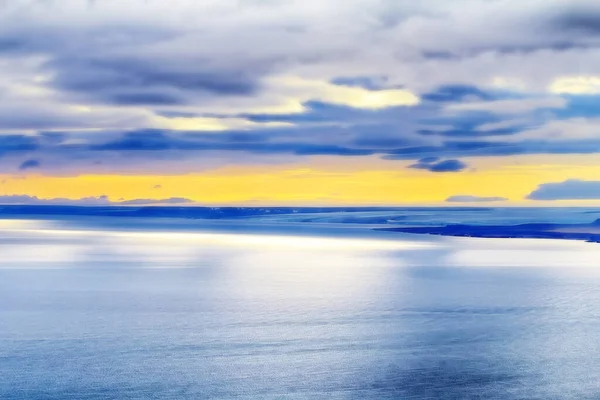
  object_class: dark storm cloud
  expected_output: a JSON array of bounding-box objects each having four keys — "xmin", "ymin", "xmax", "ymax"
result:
[
  {"xmin": 386, "ymin": 139, "xmax": 600, "ymax": 159},
  {"xmin": 83, "ymin": 130, "xmax": 410, "ymax": 156},
  {"xmin": 44, "ymin": 56, "xmax": 266, "ymax": 106},
  {"xmin": 88, "ymin": 130, "xmax": 374, "ymax": 156},
  {"xmin": 5, "ymin": 115, "xmax": 600, "ymax": 171},
  {"xmin": 7, "ymin": 126, "xmax": 597, "ymax": 171},
  {"xmin": 90, "ymin": 130, "xmax": 177, "ymax": 151},
  {"xmin": 384, "ymin": 141, "xmax": 508, "ymax": 159},
  {"xmin": 0, "ymin": 136, "xmax": 40, "ymax": 154},
  {"xmin": 417, "ymin": 126, "xmax": 523, "ymax": 138},
  {"xmin": 352, "ymin": 136, "xmax": 416, "ymax": 148},
  {"xmin": 418, "ymin": 157, "xmax": 440, "ymax": 163},
  {"xmin": 408, "ymin": 159, "xmax": 468, "ymax": 173},
  {"xmin": 53, "ymin": 58, "xmax": 260, "ymax": 95},
  {"xmin": 552, "ymin": 8, "xmax": 600, "ymax": 34},
  {"xmin": 108, "ymin": 92, "xmax": 186, "ymax": 106},
  {"xmin": 19, "ymin": 159, "xmax": 41, "ymax": 170},
  {"xmin": 421, "ymin": 85, "xmax": 498, "ymax": 103},
  {"xmin": 527, "ymin": 179, "xmax": 600, "ymax": 200},
  {"xmin": 421, "ymin": 41, "xmax": 595, "ymax": 61},
  {"xmin": 0, "ymin": 38, "xmax": 26, "ymax": 53}
]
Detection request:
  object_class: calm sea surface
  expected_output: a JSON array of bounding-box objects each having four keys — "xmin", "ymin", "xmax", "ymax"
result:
[{"xmin": 2, "ymin": 218, "xmax": 600, "ymax": 399}]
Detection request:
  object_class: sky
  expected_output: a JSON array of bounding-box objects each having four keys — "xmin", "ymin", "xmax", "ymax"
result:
[{"xmin": 1, "ymin": 0, "xmax": 600, "ymax": 206}]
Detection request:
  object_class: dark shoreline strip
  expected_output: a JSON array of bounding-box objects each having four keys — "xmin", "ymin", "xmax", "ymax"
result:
[{"xmin": 378, "ymin": 220, "xmax": 600, "ymax": 243}]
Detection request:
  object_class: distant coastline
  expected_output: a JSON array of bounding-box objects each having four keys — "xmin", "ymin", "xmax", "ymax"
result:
[
  {"xmin": 379, "ymin": 219, "xmax": 600, "ymax": 244},
  {"xmin": 0, "ymin": 205, "xmax": 492, "ymax": 219},
  {"xmin": 2, "ymin": 205, "xmax": 600, "ymax": 244}
]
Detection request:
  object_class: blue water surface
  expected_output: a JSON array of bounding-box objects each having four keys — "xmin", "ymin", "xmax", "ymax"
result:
[{"xmin": 0, "ymin": 212, "xmax": 600, "ymax": 399}]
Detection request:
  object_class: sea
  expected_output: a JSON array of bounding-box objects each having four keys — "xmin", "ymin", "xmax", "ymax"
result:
[{"xmin": 2, "ymin": 207, "xmax": 600, "ymax": 399}]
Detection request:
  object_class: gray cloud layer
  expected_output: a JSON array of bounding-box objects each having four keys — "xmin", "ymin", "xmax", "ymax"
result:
[{"xmin": 1, "ymin": 0, "xmax": 600, "ymax": 173}]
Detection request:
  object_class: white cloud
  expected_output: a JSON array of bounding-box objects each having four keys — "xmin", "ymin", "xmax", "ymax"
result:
[
  {"xmin": 152, "ymin": 115, "xmax": 294, "ymax": 131},
  {"xmin": 266, "ymin": 76, "xmax": 420, "ymax": 109},
  {"xmin": 549, "ymin": 76, "xmax": 600, "ymax": 95}
]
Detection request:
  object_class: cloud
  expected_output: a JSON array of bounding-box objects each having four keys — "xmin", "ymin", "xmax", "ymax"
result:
[
  {"xmin": 0, "ymin": 195, "xmax": 195, "ymax": 206},
  {"xmin": 422, "ymin": 85, "xmax": 497, "ymax": 103},
  {"xmin": 0, "ymin": 195, "xmax": 111, "ymax": 206},
  {"xmin": 417, "ymin": 156, "xmax": 440, "ymax": 163},
  {"xmin": 408, "ymin": 158, "xmax": 468, "ymax": 173},
  {"xmin": 330, "ymin": 76, "xmax": 393, "ymax": 90},
  {"xmin": 446, "ymin": 195, "xmax": 509, "ymax": 203},
  {"xmin": 46, "ymin": 56, "xmax": 265, "ymax": 106},
  {"xmin": 1, "ymin": 0, "xmax": 600, "ymax": 175},
  {"xmin": 151, "ymin": 115, "xmax": 293, "ymax": 131},
  {"xmin": 0, "ymin": 136, "xmax": 39, "ymax": 154},
  {"xmin": 445, "ymin": 97, "xmax": 567, "ymax": 115},
  {"xmin": 551, "ymin": 6, "xmax": 600, "ymax": 35},
  {"xmin": 527, "ymin": 179, "xmax": 600, "ymax": 200},
  {"xmin": 118, "ymin": 197, "xmax": 193, "ymax": 205},
  {"xmin": 2, "ymin": 123, "xmax": 589, "ymax": 175},
  {"xmin": 493, "ymin": 118, "xmax": 600, "ymax": 143},
  {"xmin": 87, "ymin": 129, "xmax": 375, "ymax": 156},
  {"xmin": 548, "ymin": 76, "xmax": 600, "ymax": 95},
  {"xmin": 267, "ymin": 76, "xmax": 419, "ymax": 110},
  {"xmin": 19, "ymin": 159, "xmax": 41, "ymax": 170}
]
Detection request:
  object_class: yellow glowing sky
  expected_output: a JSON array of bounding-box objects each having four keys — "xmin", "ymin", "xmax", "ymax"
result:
[{"xmin": 3, "ymin": 154, "xmax": 600, "ymax": 206}]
